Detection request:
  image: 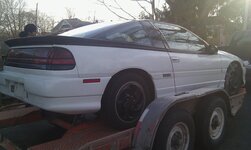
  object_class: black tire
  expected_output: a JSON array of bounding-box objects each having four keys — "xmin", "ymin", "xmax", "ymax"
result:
[
  {"xmin": 195, "ymin": 97, "xmax": 227, "ymax": 150},
  {"xmin": 101, "ymin": 73, "xmax": 152, "ymax": 129},
  {"xmin": 153, "ymin": 109, "xmax": 195, "ymax": 150},
  {"xmin": 224, "ymin": 63, "xmax": 243, "ymax": 95}
]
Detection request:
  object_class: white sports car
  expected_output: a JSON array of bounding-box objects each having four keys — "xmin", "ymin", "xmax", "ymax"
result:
[{"xmin": 0, "ymin": 20, "xmax": 245, "ymax": 128}]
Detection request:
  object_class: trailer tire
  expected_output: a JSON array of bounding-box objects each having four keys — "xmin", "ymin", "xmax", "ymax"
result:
[
  {"xmin": 153, "ymin": 109, "xmax": 195, "ymax": 150},
  {"xmin": 195, "ymin": 97, "xmax": 227, "ymax": 150},
  {"xmin": 102, "ymin": 72, "xmax": 151, "ymax": 129}
]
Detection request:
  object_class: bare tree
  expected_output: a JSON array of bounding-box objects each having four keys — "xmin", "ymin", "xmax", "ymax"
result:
[
  {"xmin": 97, "ymin": 0, "xmax": 132, "ymax": 20},
  {"xmin": 0, "ymin": 0, "xmax": 26, "ymax": 37},
  {"xmin": 0, "ymin": 1, "xmax": 4, "ymax": 31},
  {"xmin": 0, "ymin": 0, "xmax": 55, "ymax": 38},
  {"xmin": 97, "ymin": 0, "xmax": 156, "ymax": 20},
  {"xmin": 135, "ymin": 0, "xmax": 152, "ymax": 18},
  {"xmin": 65, "ymin": 8, "xmax": 75, "ymax": 19},
  {"xmin": 137, "ymin": 0, "xmax": 156, "ymax": 20},
  {"xmin": 38, "ymin": 12, "xmax": 55, "ymax": 33}
]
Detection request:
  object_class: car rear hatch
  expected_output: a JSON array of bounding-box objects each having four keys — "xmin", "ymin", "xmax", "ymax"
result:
[{"xmin": 0, "ymin": 36, "xmax": 84, "ymax": 100}]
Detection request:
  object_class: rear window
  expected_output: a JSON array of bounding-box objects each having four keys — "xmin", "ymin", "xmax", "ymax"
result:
[
  {"xmin": 60, "ymin": 21, "xmax": 127, "ymax": 38},
  {"xmin": 60, "ymin": 21, "xmax": 165, "ymax": 49}
]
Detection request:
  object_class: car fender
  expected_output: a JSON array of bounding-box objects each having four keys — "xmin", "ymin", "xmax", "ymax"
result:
[{"xmin": 218, "ymin": 50, "xmax": 246, "ymax": 85}]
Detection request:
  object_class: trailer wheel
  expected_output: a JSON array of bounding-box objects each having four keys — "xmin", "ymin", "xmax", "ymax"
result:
[
  {"xmin": 153, "ymin": 109, "xmax": 195, "ymax": 150},
  {"xmin": 195, "ymin": 97, "xmax": 227, "ymax": 150},
  {"xmin": 102, "ymin": 73, "xmax": 151, "ymax": 129}
]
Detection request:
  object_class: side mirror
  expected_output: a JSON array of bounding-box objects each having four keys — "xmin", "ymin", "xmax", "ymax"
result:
[{"xmin": 206, "ymin": 45, "xmax": 218, "ymax": 54}]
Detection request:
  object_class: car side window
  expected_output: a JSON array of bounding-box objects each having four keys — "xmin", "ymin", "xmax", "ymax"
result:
[
  {"xmin": 154, "ymin": 23, "xmax": 206, "ymax": 53},
  {"xmin": 139, "ymin": 21, "xmax": 166, "ymax": 48},
  {"xmin": 186, "ymin": 32, "xmax": 207, "ymax": 52},
  {"xmin": 106, "ymin": 28, "xmax": 152, "ymax": 46}
]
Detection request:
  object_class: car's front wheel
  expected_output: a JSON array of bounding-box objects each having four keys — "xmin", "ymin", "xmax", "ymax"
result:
[
  {"xmin": 102, "ymin": 73, "xmax": 152, "ymax": 129},
  {"xmin": 224, "ymin": 63, "xmax": 243, "ymax": 95}
]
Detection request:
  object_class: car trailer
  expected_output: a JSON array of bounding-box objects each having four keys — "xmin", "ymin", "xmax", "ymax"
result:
[{"xmin": 0, "ymin": 87, "xmax": 246, "ymax": 150}]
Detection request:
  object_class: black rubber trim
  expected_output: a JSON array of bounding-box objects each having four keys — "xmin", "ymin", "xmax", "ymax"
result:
[{"xmin": 5, "ymin": 36, "xmax": 167, "ymax": 52}]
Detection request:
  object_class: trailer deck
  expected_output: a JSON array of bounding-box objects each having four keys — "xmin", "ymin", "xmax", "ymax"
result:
[
  {"xmin": 0, "ymin": 102, "xmax": 134, "ymax": 150},
  {"xmin": 0, "ymin": 88, "xmax": 246, "ymax": 150}
]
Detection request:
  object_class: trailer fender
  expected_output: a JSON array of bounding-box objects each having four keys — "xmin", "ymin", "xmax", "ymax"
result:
[{"xmin": 132, "ymin": 88, "xmax": 230, "ymax": 150}]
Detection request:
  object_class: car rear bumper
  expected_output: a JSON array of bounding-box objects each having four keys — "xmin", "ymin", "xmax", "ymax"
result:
[
  {"xmin": 27, "ymin": 94, "xmax": 102, "ymax": 114},
  {"xmin": 0, "ymin": 70, "xmax": 110, "ymax": 114}
]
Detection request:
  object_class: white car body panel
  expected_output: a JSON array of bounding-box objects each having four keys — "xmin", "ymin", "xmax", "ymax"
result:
[
  {"xmin": 169, "ymin": 52, "xmax": 222, "ymax": 92},
  {"xmin": 67, "ymin": 45, "xmax": 175, "ymax": 98},
  {"xmin": 0, "ymin": 46, "xmax": 244, "ymax": 114}
]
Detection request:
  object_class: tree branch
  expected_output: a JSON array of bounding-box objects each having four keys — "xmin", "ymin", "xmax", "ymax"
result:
[
  {"xmin": 113, "ymin": 0, "xmax": 136, "ymax": 19},
  {"xmin": 4, "ymin": 14, "xmax": 15, "ymax": 37},
  {"xmin": 97, "ymin": 0, "xmax": 131, "ymax": 20},
  {"xmin": 135, "ymin": 0, "xmax": 151, "ymax": 4},
  {"xmin": 135, "ymin": 1, "xmax": 152, "ymax": 16}
]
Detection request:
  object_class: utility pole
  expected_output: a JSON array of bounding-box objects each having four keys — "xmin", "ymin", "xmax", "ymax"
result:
[
  {"xmin": 151, "ymin": 0, "xmax": 155, "ymax": 20},
  {"xmin": 35, "ymin": 3, "xmax": 38, "ymax": 27},
  {"xmin": 244, "ymin": 0, "xmax": 249, "ymax": 30},
  {"xmin": 93, "ymin": 11, "xmax": 96, "ymax": 23}
]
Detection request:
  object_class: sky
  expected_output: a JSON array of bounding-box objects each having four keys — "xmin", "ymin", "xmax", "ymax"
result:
[{"xmin": 24, "ymin": 0, "xmax": 166, "ymax": 23}]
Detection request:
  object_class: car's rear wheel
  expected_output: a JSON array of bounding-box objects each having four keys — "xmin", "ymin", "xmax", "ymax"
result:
[
  {"xmin": 102, "ymin": 73, "xmax": 152, "ymax": 129},
  {"xmin": 224, "ymin": 63, "xmax": 243, "ymax": 95}
]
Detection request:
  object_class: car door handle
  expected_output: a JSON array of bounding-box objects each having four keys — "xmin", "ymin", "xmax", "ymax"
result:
[{"xmin": 171, "ymin": 57, "xmax": 180, "ymax": 63}]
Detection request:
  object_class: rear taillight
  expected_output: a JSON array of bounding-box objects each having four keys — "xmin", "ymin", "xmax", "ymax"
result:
[
  {"xmin": 6, "ymin": 47, "xmax": 76, "ymax": 70},
  {"xmin": 47, "ymin": 47, "xmax": 76, "ymax": 70}
]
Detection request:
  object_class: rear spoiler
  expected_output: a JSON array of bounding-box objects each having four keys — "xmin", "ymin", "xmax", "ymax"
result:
[{"xmin": 5, "ymin": 36, "xmax": 166, "ymax": 51}]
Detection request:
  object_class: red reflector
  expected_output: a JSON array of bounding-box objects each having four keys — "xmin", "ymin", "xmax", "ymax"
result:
[{"xmin": 83, "ymin": 79, "xmax": 100, "ymax": 83}]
